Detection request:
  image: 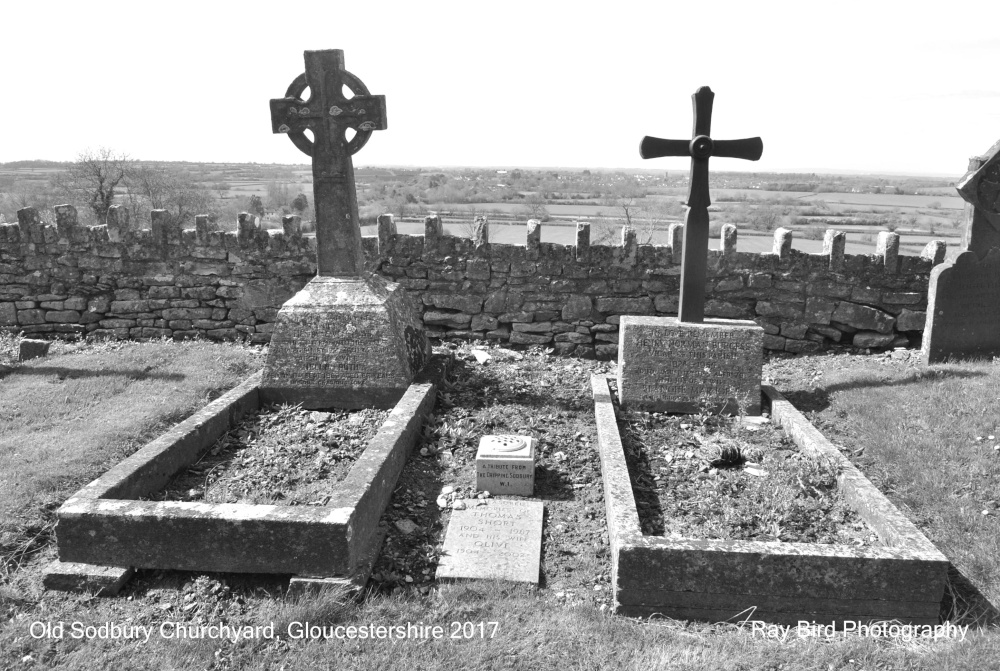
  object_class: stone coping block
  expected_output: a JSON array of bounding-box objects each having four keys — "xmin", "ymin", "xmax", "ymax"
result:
[
  {"xmin": 592, "ymin": 375, "xmax": 948, "ymax": 625},
  {"xmin": 53, "ymin": 355, "xmax": 449, "ymax": 583}
]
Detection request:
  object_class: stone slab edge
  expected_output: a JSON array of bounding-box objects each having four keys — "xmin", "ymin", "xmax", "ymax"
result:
[
  {"xmin": 54, "ymin": 356, "xmax": 448, "ymax": 578},
  {"xmin": 616, "ymin": 605, "xmax": 939, "ymax": 627},
  {"xmin": 288, "ymin": 525, "xmax": 388, "ymax": 596},
  {"xmin": 42, "ymin": 560, "xmax": 134, "ymax": 597},
  {"xmin": 592, "ymin": 375, "xmax": 948, "ymax": 622},
  {"xmin": 591, "ymin": 374, "xmax": 643, "ymax": 595},
  {"xmin": 615, "ymin": 587, "xmax": 941, "ymax": 620}
]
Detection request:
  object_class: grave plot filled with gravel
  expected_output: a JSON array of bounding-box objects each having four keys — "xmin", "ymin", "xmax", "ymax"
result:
[
  {"xmin": 615, "ymin": 386, "xmax": 877, "ymax": 546},
  {"xmin": 149, "ymin": 404, "xmax": 390, "ymax": 506}
]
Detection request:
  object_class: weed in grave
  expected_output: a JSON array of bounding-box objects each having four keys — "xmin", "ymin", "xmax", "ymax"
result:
[{"xmin": 617, "ymin": 389, "xmax": 875, "ymax": 545}]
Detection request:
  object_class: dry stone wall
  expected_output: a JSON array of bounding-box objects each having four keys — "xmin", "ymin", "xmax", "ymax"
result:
[
  {"xmin": 381, "ymin": 216, "xmax": 946, "ymax": 357},
  {"xmin": 0, "ymin": 207, "xmax": 946, "ymax": 358},
  {"xmin": 0, "ymin": 205, "xmax": 316, "ymax": 343}
]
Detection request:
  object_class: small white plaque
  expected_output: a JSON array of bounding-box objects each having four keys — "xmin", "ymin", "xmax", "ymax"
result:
[{"xmin": 476, "ymin": 435, "xmax": 535, "ymax": 496}]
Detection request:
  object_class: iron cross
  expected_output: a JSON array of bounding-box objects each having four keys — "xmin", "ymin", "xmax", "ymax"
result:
[
  {"xmin": 640, "ymin": 86, "xmax": 762, "ymax": 323},
  {"xmin": 271, "ymin": 50, "xmax": 387, "ymax": 277}
]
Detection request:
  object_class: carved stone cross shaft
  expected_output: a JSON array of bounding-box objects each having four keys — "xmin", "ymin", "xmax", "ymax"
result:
[
  {"xmin": 271, "ymin": 50, "xmax": 386, "ymax": 276},
  {"xmin": 640, "ymin": 87, "xmax": 762, "ymax": 322}
]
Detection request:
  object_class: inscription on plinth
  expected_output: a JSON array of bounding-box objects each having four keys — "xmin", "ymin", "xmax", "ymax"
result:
[
  {"xmin": 261, "ymin": 275, "xmax": 428, "ymax": 409},
  {"xmin": 475, "ymin": 435, "xmax": 535, "ymax": 496},
  {"xmin": 618, "ymin": 316, "xmax": 763, "ymax": 414},
  {"xmin": 923, "ymin": 250, "xmax": 1000, "ymax": 363},
  {"xmin": 436, "ymin": 499, "xmax": 544, "ymax": 584}
]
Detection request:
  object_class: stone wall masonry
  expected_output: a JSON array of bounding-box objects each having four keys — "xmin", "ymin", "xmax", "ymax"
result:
[
  {"xmin": 1, "ymin": 205, "xmax": 318, "ymax": 343},
  {"xmin": 377, "ymin": 215, "xmax": 947, "ymax": 358},
  {"xmin": 0, "ymin": 207, "xmax": 947, "ymax": 358}
]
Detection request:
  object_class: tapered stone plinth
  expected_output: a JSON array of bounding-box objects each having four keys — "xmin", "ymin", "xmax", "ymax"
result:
[{"xmin": 261, "ymin": 275, "xmax": 428, "ymax": 409}]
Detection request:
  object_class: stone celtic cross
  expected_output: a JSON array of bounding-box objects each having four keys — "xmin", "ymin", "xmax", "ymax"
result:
[
  {"xmin": 640, "ymin": 87, "xmax": 763, "ymax": 322},
  {"xmin": 271, "ymin": 49, "xmax": 387, "ymax": 276}
]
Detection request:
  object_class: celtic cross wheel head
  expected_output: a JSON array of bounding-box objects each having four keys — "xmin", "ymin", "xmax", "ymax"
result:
[{"xmin": 279, "ymin": 69, "xmax": 377, "ymax": 157}]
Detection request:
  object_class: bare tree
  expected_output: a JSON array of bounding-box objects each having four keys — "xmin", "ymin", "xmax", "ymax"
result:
[
  {"xmin": 128, "ymin": 164, "xmax": 213, "ymax": 227},
  {"xmin": 603, "ymin": 178, "xmax": 646, "ymax": 226},
  {"xmin": 53, "ymin": 148, "xmax": 131, "ymax": 223},
  {"xmin": 1, "ymin": 181, "xmax": 52, "ymax": 221},
  {"xmin": 516, "ymin": 193, "xmax": 549, "ymax": 222}
]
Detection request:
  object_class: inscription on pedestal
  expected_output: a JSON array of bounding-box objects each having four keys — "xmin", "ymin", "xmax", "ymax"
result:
[
  {"xmin": 261, "ymin": 275, "xmax": 428, "ymax": 409},
  {"xmin": 435, "ymin": 499, "xmax": 544, "ymax": 584},
  {"xmin": 475, "ymin": 435, "xmax": 535, "ymax": 496},
  {"xmin": 923, "ymin": 250, "xmax": 1000, "ymax": 363},
  {"xmin": 618, "ymin": 316, "xmax": 763, "ymax": 414}
]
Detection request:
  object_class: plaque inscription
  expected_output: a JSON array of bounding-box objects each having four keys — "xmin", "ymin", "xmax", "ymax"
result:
[
  {"xmin": 435, "ymin": 499, "xmax": 544, "ymax": 584},
  {"xmin": 618, "ymin": 316, "xmax": 763, "ymax": 414}
]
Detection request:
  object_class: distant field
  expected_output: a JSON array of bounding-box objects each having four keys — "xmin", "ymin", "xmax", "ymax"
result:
[
  {"xmin": 1, "ymin": 165, "xmax": 965, "ymax": 264},
  {"xmin": 711, "ymin": 189, "xmax": 965, "ymax": 210}
]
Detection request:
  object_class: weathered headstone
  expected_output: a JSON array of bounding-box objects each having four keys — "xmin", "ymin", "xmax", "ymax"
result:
[
  {"xmin": 618, "ymin": 316, "xmax": 763, "ymax": 414},
  {"xmin": 619, "ymin": 87, "xmax": 764, "ymax": 413},
  {"xmin": 923, "ymin": 250, "xmax": 1000, "ymax": 363},
  {"xmin": 475, "ymin": 435, "xmax": 535, "ymax": 496},
  {"xmin": 19, "ymin": 338, "xmax": 51, "ymax": 361},
  {"xmin": 435, "ymin": 499, "xmax": 544, "ymax": 584},
  {"xmin": 260, "ymin": 50, "xmax": 428, "ymax": 408},
  {"xmin": 923, "ymin": 141, "xmax": 1000, "ymax": 364}
]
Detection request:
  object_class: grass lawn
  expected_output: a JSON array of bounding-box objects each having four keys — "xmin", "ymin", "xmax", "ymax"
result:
[
  {"xmin": 1, "ymin": 340, "xmax": 999, "ymax": 670},
  {"xmin": 0, "ymin": 336, "xmax": 264, "ymax": 585},
  {"xmin": 768, "ymin": 351, "xmax": 1000, "ymax": 622}
]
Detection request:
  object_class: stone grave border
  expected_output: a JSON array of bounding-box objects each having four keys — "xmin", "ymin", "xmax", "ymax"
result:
[
  {"xmin": 592, "ymin": 375, "xmax": 949, "ymax": 625},
  {"xmin": 50, "ymin": 355, "xmax": 449, "ymax": 594}
]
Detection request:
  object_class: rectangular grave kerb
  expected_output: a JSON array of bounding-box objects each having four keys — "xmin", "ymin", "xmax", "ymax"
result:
[
  {"xmin": 592, "ymin": 375, "xmax": 949, "ymax": 625},
  {"xmin": 618, "ymin": 316, "xmax": 763, "ymax": 415},
  {"xmin": 54, "ymin": 356, "xmax": 448, "ymax": 581}
]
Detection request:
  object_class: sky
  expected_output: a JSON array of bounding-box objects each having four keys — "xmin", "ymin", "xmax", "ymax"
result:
[{"xmin": 3, "ymin": 1, "xmax": 999, "ymax": 177}]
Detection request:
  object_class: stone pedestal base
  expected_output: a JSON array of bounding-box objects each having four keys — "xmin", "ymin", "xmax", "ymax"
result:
[
  {"xmin": 617, "ymin": 316, "xmax": 763, "ymax": 415},
  {"xmin": 261, "ymin": 275, "xmax": 429, "ymax": 409}
]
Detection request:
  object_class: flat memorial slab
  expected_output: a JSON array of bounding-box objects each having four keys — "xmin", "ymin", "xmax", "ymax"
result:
[
  {"xmin": 436, "ymin": 499, "xmax": 544, "ymax": 584},
  {"xmin": 261, "ymin": 274, "xmax": 428, "ymax": 409},
  {"xmin": 618, "ymin": 316, "xmax": 763, "ymax": 415}
]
